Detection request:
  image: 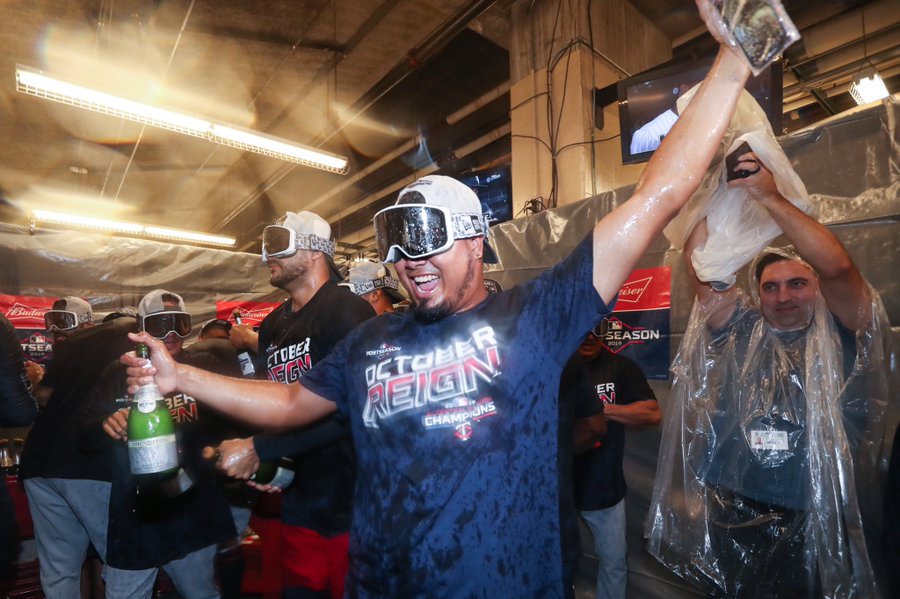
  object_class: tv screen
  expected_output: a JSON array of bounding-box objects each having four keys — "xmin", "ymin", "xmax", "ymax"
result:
[
  {"xmin": 460, "ymin": 164, "xmax": 513, "ymax": 225},
  {"xmin": 618, "ymin": 58, "xmax": 782, "ymax": 165}
]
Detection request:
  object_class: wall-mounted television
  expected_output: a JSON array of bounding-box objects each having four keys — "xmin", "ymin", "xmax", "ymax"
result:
[
  {"xmin": 618, "ymin": 58, "xmax": 783, "ymax": 165},
  {"xmin": 459, "ymin": 164, "xmax": 513, "ymax": 225}
]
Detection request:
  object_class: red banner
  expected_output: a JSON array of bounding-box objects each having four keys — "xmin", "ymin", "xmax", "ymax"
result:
[
  {"xmin": 0, "ymin": 294, "xmax": 57, "ymax": 329},
  {"xmin": 216, "ymin": 301, "xmax": 281, "ymax": 328},
  {"xmin": 613, "ymin": 267, "xmax": 671, "ymax": 312}
]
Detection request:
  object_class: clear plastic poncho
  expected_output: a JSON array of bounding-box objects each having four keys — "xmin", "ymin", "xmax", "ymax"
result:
[{"xmin": 646, "ymin": 249, "xmax": 891, "ymax": 599}]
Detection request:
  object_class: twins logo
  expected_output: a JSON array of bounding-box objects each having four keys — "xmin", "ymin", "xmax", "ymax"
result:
[{"xmin": 363, "ymin": 326, "xmax": 501, "ymax": 440}]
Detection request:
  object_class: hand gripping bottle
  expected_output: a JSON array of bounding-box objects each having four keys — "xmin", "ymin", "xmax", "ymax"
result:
[
  {"xmin": 250, "ymin": 458, "xmax": 295, "ymax": 489},
  {"xmin": 202, "ymin": 447, "xmax": 295, "ymax": 490},
  {"xmin": 128, "ymin": 342, "xmax": 192, "ymax": 499}
]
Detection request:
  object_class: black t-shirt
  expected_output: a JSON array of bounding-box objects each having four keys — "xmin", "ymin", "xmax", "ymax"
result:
[
  {"xmin": 253, "ymin": 281, "xmax": 374, "ymax": 532},
  {"xmin": 0, "ymin": 312, "xmax": 36, "ymax": 568},
  {"xmin": 78, "ymin": 347, "xmax": 238, "ymax": 569},
  {"xmin": 19, "ymin": 317, "xmax": 138, "ymax": 481},
  {"xmin": 573, "ymin": 351, "xmax": 656, "ymax": 510},
  {"xmin": 559, "ymin": 356, "xmax": 603, "ymax": 562},
  {"xmin": 0, "ymin": 312, "xmax": 37, "ymax": 428}
]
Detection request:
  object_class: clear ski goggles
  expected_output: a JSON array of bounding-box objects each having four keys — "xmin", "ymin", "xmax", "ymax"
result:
[
  {"xmin": 373, "ymin": 204, "xmax": 485, "ymax": 263},
  {"xmin": 141, "ymin": 311, "xmax": 192, "ymax": 339},
  {"xmin": 44, "ymin": 310, "xmax": 80, "ymax": 332},
  {"xmin": 261, "ymin": 225, "xmax": 335, "ymax": 261}
]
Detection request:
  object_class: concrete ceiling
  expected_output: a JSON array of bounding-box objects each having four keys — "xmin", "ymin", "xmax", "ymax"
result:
[{"xmin": 0, "ymin": 0, "xmax": 897, "ymax": 264}]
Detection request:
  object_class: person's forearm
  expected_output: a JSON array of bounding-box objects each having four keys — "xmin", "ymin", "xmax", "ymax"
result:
[
  {"xmin": 759, "ymin": 193, "xmax": 856, "ymax": 281},
  {"xmin": 604, "ymin": 400, "xmax": 660, "ymax": 427},
  {"xmin": 175, "ymin": 363, "xmax": 335, "ymax": 428},
  {"xmin": 591, "ymin": 47, "xmax": 750, "ymax": 302},
  {"xmin": 636, "ymin": 47, "xmax": 749, "ymax": 215}
]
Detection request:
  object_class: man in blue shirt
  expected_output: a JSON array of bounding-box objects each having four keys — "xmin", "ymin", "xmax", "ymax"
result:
[{"xmin": 124, "ymin": 38, "xmax": 752, "ymax": 598}]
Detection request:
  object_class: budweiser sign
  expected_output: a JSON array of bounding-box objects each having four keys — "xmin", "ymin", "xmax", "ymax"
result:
[
  {"xmin": 613, "ymin": 267, "xmax": 671, "ymax": 313},
  {"xmin": 216, "ymin": 301, "xmax": 280, "ymax": 328},
  {"xmin": 1, "ymin": 295, "xmax": 56, "ymax": 329}
]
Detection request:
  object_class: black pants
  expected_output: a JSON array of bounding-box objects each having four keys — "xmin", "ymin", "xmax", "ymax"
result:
[{"xmin": 706, "ymin": 486, "xmax": 820, "ymax": 599}]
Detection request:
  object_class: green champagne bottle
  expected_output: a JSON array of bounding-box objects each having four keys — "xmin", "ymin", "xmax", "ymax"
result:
[
  {"xmin": 251, "ymin": 458, "xmax": 295, "ymax": 489},
  {"xmin": 128, "ymin": 343, "xmax": 192, "ymax": 499},
  {"xmin": 202, "ymin": 447, "xmax": 295, "ymax": 490}
]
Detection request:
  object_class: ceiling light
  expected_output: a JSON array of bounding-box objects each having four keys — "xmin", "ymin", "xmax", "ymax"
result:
[
  {"xmin": 16, "ymin": 65, "xmax": 349, "ymax": 174},
  {"xmin": 31, "ymin": 208, "xmax": 236, "ymax": 247},
  {"xmin": 849, "ymin": 70, "xmax": 889, "ymax": 106}
]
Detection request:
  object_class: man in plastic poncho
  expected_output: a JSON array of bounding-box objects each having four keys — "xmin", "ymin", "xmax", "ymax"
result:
[{"xmin": 647, "ymin": 149, "xmax": 891, "ymax": 598}]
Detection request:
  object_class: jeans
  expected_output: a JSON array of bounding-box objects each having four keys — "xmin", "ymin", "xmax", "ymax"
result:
[
  {"xmin": 105, "ymin": 543, "xmax": 221, "ymax": 599},
  {"xmin": 24, "ymin": 478, "xmax": 113, "ymax": 599},
  {"xmin": 580, "ymin": 498, "xmax": 627, "ymax": 599}
]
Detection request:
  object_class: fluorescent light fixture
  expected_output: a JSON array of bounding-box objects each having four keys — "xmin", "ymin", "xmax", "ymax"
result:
[
  {"xmin": 849, "ymin": 71, "xmax": 889, "ymax": 105},
  {"xmin": 31, "ymin": 208, "xmax": 236, "ymax": 247},
  {"xmin": 210, "ymin": 124, "xmax": 348, "ymax": 171},
  {"xmin": 16, "ymin": 65, "xmax": 349, "ymax": 174}
]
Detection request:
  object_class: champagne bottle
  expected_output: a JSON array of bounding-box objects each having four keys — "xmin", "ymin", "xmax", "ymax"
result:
[
  {"xmin": 202, "ymin": 448, "xmax": 295, "ymax": 489},
  {"xmin": 251, "ymin": 458, "xmax": 295, "ymax": 489},
  {"xmin": 0, "ymin": 440, "xmax": 13, "ymax": 477},
  {"xmin": 128, "ymin": 343, "xmax": 192, "ymax": 499},
  {"xmin": 232, "ymin": 311, "xmax": 256, "ymax": 378},
  {"xmin": 11, "ymin": 438, "xmax": 23, "ymax": 477}
]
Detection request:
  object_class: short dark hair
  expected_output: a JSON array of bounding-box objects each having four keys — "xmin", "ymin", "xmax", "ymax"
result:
[{"xmin": 754, "ymin": 252, "xmax": 790, "ymax": 284}]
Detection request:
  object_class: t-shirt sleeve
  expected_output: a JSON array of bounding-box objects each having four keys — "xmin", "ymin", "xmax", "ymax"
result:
[
  {"xmin": 616, "ymin": 356, "xmax": 656, "ymax": 405},
  {"xmin": 518, "ymin": 234, "xmax": 611, "ymax": 367}
]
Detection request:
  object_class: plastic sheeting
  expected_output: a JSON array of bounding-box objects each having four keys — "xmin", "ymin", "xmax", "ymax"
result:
[
  {"xmin": 484, "ymin": 96, "xmax": 898, "ymax": 599},
  {"xmin": 0, "ymin": 222, "xmax": 283, "ymax": 330},
  {"xmin": 664, "ymin": 88, "xmax": 814, "ymax": 285},
  {"xmin": 645, "ymin": 247, "xmax": 890, "ymax": 598}
]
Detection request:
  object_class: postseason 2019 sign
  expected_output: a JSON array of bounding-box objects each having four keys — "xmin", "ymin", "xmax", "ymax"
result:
[
  {"xmin": 0, "ymin": 294, "xmax": 57, "ymax": 365},
  {"xmin": 601, "ymin": 267, "xmax": 671, "ymax": 380}
]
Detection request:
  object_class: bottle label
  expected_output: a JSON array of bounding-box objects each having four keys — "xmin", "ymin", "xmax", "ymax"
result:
[
  {"xmin": 136, "ymin": 397, "xmax": 157, "ymax": 413},
  {"xmin": 269, "ymin": 467, "xmax": 295, "ymax": 489},
  {"xmin": 128, "ymin": 434, "xmax": 178, "ymax": 474},
  {"xmin": 237, "ymin": 352, "xmax": 255, "ymax": 377}
]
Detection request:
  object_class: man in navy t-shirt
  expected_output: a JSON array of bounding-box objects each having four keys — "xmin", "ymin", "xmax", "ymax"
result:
[
  {"xmin": 572, "ymin": 318, "xmax": 659, "ymax": 599},
  {"xmin": 124, "ymin": 39, "xmax": 752, "ymax": 598}
]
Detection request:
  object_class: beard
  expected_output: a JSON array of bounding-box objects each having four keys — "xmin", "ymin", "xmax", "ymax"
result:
[
  {"xmin": 409, "ymin": 257, "xmax": 477, "ymax": 323},
  {"xmin": 269, "ymin": 259, "xmax": 307, "ymax": 290}
]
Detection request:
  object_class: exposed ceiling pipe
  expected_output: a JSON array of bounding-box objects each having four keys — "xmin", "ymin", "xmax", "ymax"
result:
[
  {"xmin": 303, "ymin": 78, "xmax": 510, "ymax": 215},
  {"xmin": 783, "ymin": 43, "xmax": 900, "ymax": 97},
  {"xmin": 213, "ymin": 0, "xmax": 498, "ymax": 234},
  {"xmin": 788, "ymin": 0, "xmax": 898, "ymax": 64},
  {"xmin": 445, "ymin": 81, "xmax": 511, "ymax": 125},
  {"xmin": 783, "ymin": 61, "xmax": 900, "ymax": 112}
]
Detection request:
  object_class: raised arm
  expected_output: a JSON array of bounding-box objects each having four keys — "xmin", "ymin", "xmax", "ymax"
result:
[
  {"xmin": 592, "ymin": 45, "xmax": 750, "ymax": 302},
  {"xmin": 684, "ymin": 218, "xmax": 738, "ymax": 329},
  {"xmin": 123, "ymin": 332, "xmax": 337, "ymax": 428},
  {"xmin": 731, "ymin": 153, "xmax": 870, "ymax": 331}
]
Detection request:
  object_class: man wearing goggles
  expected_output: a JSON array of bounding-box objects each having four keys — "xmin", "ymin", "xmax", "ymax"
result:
[
  {"xmin": 126, "ymin": 34, "xmax": 753, "ymax": 598},
  {"xmin": 44, "ymin": 296, "xmax": 94, "ymax": 346},
  {"xmin": 138, "ymin": 291, "xmax": 192, "ymax": 357},
  {"xmin": 216, "ymin": 210, "xmax": 374, "ymax": 599},
  {"xmin": 347, "ymin": 259, "xmax": 407, "ymax": 315},
  {"xmin": 86, "ymin": 288, "xmax": 240, "ymax": 597},
  {"xmin": 371, "ymin": 180, "xmax": 498, "ymax": 322}
]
